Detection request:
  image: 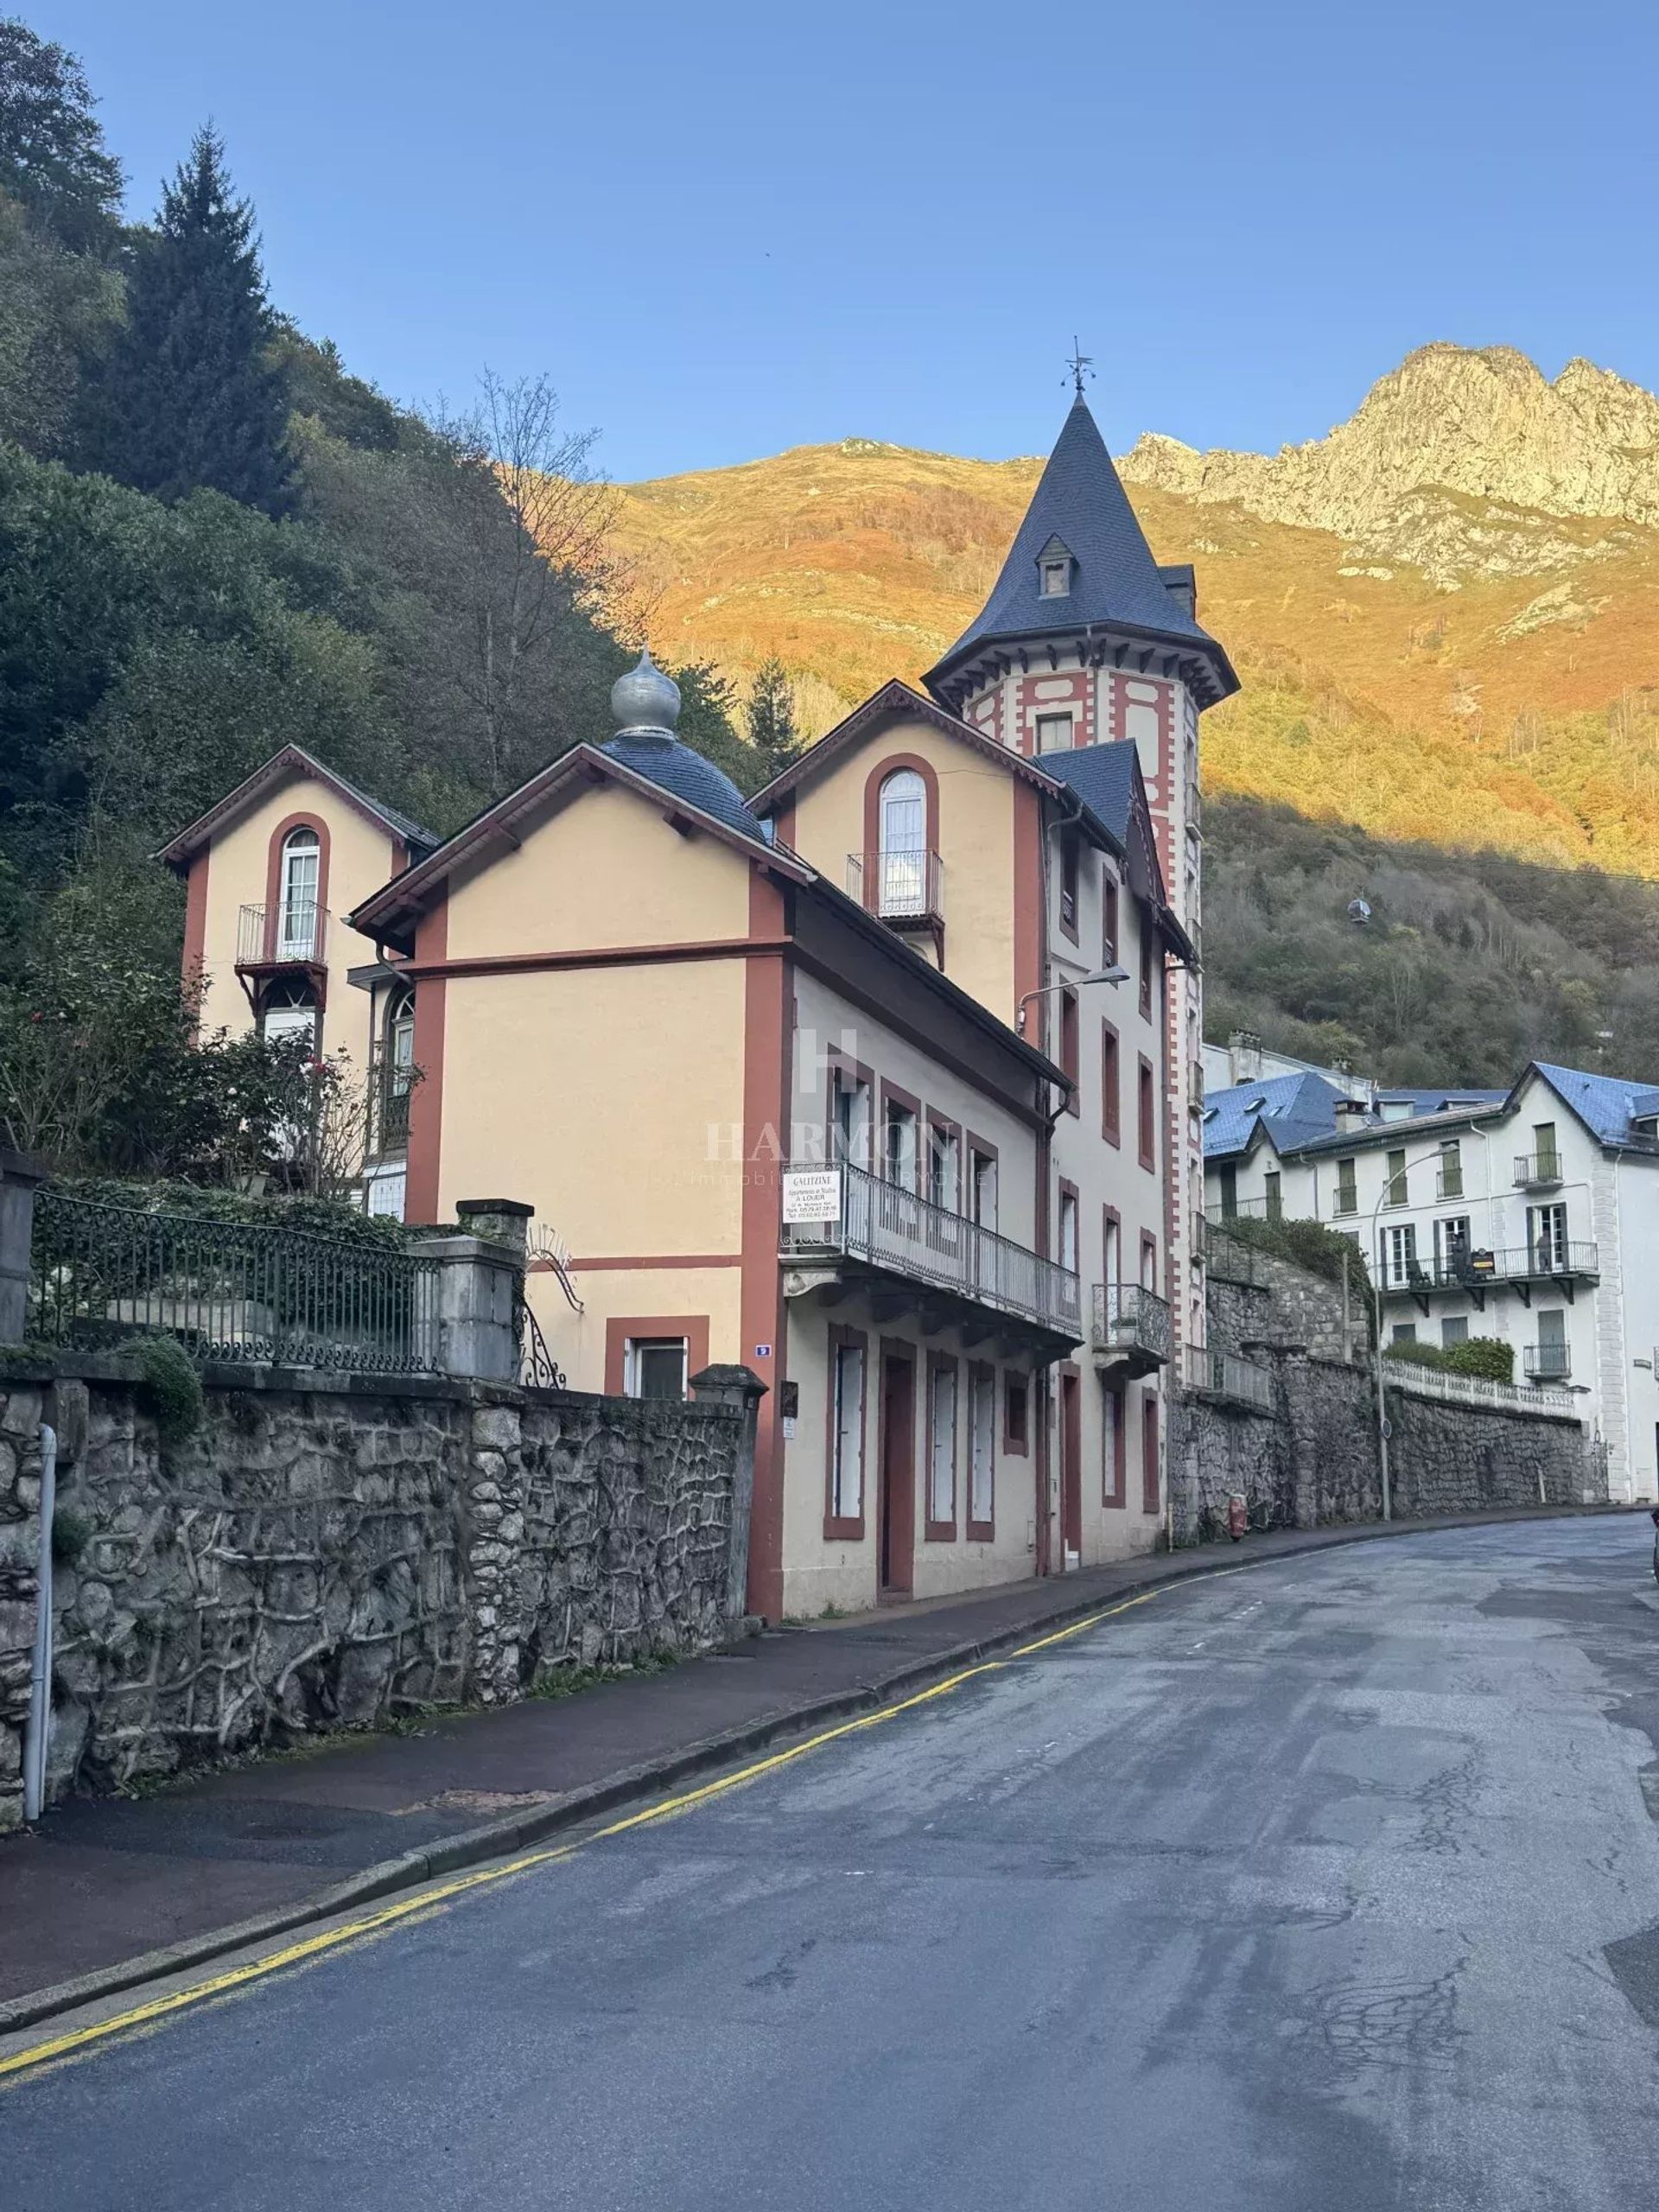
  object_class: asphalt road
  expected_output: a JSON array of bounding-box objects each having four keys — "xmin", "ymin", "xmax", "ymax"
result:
[{"xmin": 7, "ymin": 1519, "xmax": 1659, "ymax": 2211}]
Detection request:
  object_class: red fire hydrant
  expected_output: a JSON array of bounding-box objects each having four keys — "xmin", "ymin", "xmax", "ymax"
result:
[{"xmin": 1227, "ymin": 1492, "xmax": 1249, "ymax": 1542}]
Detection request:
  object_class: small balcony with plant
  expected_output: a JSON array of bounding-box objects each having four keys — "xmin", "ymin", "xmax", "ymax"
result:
[{"xmin": 1090, "ymin": 1281, "xmax": 1172, "ymax": 1377}]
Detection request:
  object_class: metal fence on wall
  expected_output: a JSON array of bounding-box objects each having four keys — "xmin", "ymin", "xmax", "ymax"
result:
[{"xmin": 29, "ymin": 1188, "xmax": 442, "ymax": 1374}]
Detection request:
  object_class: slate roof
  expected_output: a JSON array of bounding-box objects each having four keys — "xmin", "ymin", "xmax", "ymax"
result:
[
  {"xmin": 1036, "ymin": 741, "xmax": 1138, "ymax": 849},
  {"xmin": 1202, "ymin": 1077, "xmax": 1509, "ymax": 1163},
  {"xmin": 925, "ymin": 397, "xmax": 1236, "ymax": 695},
  {"xmin": 326, "ymin": 768, "xmax": 440, "ymax": 855},
  {"xmin": 601, "ymin": 733, "xmax": 771, "ymax": 848},
  {"xmin": 1202, "ymin": 1072, "xmax": 1351, "ymax": 1161},
  {"xmin": 1532, "ymin": 1063, "xmax": 1659, "ymax": 1149}
]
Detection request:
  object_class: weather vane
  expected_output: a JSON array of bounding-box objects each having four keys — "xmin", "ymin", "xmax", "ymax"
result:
[{"xmin": 1066, "ymin": 338, "xmax": 1094, "ymax": 398}]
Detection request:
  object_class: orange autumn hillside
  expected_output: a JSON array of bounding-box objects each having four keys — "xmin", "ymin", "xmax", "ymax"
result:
[{"xmin": 594, "ymin": 345, "xmax": 1659, "ymax": 879}]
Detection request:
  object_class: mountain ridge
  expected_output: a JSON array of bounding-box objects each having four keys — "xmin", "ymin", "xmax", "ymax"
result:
[{"xmin": 596, "ymin": 342, "xmax": 1659, "ymax": 880}]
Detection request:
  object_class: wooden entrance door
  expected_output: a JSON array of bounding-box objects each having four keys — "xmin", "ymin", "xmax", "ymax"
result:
[
  {"xmin": 879, "ymin": 1350, "xmax": 916, "ymax": 1596},
  {"xmin": 1060, "ymin": 1370, "xmax": 1082, "ymax": 1566},
  {"xmin": 1141, "ymin": 1390, "xmax": 1160, "ymax": 1517}
]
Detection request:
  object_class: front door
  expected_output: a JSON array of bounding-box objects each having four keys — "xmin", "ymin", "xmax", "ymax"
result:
[
  {"xmin": 1141, "ymin": 1391, "xmax": 1161, "ymax": 1517},
  {"xmin": 1060, "ymin": 1370, "xmax": 1082, "ymax": 1567},
  {"xmin": 879, "ymin": 1351, "xmax": 916, "ymax": 1597}
]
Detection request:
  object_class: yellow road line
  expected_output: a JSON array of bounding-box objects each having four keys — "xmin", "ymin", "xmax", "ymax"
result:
[{"xmin": 0, "ymin": 1565, "xmax": 1240, "ymax": 2084}]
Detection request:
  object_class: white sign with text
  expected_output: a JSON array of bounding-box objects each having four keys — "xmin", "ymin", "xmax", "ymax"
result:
[{"xmin": 781, "ymin": 1168, "xmax": 842, "ymax": 1224}]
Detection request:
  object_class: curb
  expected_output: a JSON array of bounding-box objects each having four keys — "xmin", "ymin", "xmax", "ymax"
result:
[{"xmin": 0, "ymin": 1501, "xmax": 1639, "ymax": 2041}]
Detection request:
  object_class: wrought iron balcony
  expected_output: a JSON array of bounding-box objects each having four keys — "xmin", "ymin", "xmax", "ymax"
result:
[
  {"xmin": 847, "ymin": 849, "xmax": 944, "ymax": 928},
  {"xmin": 1184, "ymin": 1342, "xmax": 1273, "ymax": 1410},
  {"xmin": 236, "ymin": 900, "xmax": 327, "ymax": 969},
  {"xmin": 1436, "ymin": 1168, "xmax": 1465, "ymax": 1199},
  {"xmin": 781, "ymin": 1161, "xmax": 1080, "ymax": 1344},
  {"xmin": 1379, "ymin": 1241, "xmax": 1599, "ymax": 1294},
  {"xmin": 1523, "ymin": 1342, "xmax": 1573, "ymax": 1382},
  {"xmin": 1090, "ymin": 1281, "xmax": 1172, "ymax": 1376},
  {"xmin": 1514, "ymin": 1152, "xmax": 1564, "ymax": 1188},
  {"xmin": 365, "ymin": 1058, "xmax": 413, "ymax": 1159},
  {"xmin": 1205, "ymin": 1195, "xmax": 1284, "ymax": 1224}
]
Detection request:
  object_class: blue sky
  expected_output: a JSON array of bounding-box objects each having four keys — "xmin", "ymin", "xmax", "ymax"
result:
[{"xmin": 37, "ymin": 0, "xmax": 1659, "ymax": 482}]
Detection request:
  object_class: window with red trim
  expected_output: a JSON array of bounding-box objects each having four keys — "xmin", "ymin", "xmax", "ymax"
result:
[
  {"xmin": 1102, "ymin": 1024, "xmax": 1120, "ymax": 1144},
  {"xmin": 1138, "ymin": 1056, "xmax": 1156, "ymax": 1170},
  {"xmin": 1059, "ymin": 827, "xmax": 1080, "ymax": 937},
  {"xmin": 1059, "ymin": 988, "xmax": 1079, "ymax": 1110}
]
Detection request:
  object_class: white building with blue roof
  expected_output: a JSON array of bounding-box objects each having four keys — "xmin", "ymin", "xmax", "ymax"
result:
[{"xmin": 1202, "ymin": 1056, "xmax": 1659, "ymax": 1501}]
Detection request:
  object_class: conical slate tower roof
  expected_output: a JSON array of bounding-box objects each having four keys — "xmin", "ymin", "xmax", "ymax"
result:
[{"xmin": 925, "ymin": 396, "xmax": 1236, "ymax": 699}]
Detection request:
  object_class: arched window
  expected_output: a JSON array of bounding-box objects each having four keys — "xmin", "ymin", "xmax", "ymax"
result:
[
  {"xmin": 278, "ymin": 826, "xmax": 321, "ymax": 957},
  {"xmin": 876, "ymin": 768, "xmax": 925, "ymax": 917},
  {"xmin": 379, "ymin": 984, "xmax": 416, "ymax": 1150},
  {"xmin": 259, "ymin": 974, "xmax": 318, "ymax": 1055},
  {"xmin": 386, "ymin": 986, "xmax": 416, "ymax": 1089}
]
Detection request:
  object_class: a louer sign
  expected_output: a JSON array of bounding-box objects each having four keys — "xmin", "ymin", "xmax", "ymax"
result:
[{"xmin": 781, "ymin": 1168, "xmax": 842, "ymax": 1224}]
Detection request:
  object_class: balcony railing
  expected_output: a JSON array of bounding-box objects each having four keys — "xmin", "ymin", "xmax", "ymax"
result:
[
  {"xmin": 1199, "ymin": 1215, "xmax": 1267, "ymax": 1287},
  {"xmin": 1524, "ymin": 1342, "xmax": 1573, "ymax": 1382},
  {"xmin": 365, "ymin": 1058, "xmax": 413, "ymax": 1159},
  {"xmin": 1184, "ymin": 1342, "xmax": 1273, "ymax": 1411},
  {"xmin": 1436, "ymin": 1169, "xmax": 1464, "ymax": 1199},
  {"xmin": 847, "ymin": 849, "xmax": 944, "ymax": 926},
  {"xmin": 782, "ymin": 1161, "xmax": 1079, "ymax": 1337},
  {"xmin": 1514, "ymin": 1153, "xmax": 1564, "ymax": 1188},
  {"xmin": 236, "ymin": 900, "xmax": 327, "ymax": 967},
  {"xmin": 1090, "ymin": 1281, "xmax": 1172, "ymax": 1371},
  {"xmin": 1206, "ymin": 1194, "xmax": 1284, "ymax": 1224},
  {"xmin": 1377, "ymin": 1241, "xmax": 1599, "ymax": 1294}
]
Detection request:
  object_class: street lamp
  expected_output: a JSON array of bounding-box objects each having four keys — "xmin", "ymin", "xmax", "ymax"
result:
[
  {"xmin": 1015, "ymin": 964, "xmax": 1130, "ymax": 1034},
  {"xmin": 1366, "ymin": 1140, "xmax": 1454, "ymax": 1522}
]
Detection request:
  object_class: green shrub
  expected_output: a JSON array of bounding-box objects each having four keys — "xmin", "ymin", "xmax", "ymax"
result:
[
  {"xmin": 1218, "ymin": 1212, "xmax": 1374, "ymax": 1300},
  {"xmin": 61, "ymin": 1178, "xmax": 416, "ymax": 1253},
  {"xmin": 1382, "ymin": 1338, "xmax": 1448, "ymax": 1370},
  {"xmin": 1444, "ymin": 1336, "xmax": 1514, "ymax": 1383},
  {"xmin": 1382, "ymin": 1336, "xmax": 1515, "ymax": 1382},
  {"xmin": 128, "ymin": 1332, "xmax": 203, "ymax": 1446}
]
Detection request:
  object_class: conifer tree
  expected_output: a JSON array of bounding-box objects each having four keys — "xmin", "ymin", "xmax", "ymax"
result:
[
  {"xmin": 95, "ymin": 126, "xmax": 290, "ymax": 512},
  {"xmin": 747, "ymin": 655, "xmax": 799, "ymax": 779}
]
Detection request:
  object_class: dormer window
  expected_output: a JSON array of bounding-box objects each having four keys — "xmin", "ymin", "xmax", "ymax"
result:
[{"xmin": 1039, "ymin": 556, "xmax": 1071, "ymax": 598}]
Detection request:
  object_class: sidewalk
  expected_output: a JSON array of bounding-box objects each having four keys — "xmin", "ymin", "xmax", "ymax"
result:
[{"xmin": 0, "ymin": 1504, "xmax": 1634, "ymax": 2029}]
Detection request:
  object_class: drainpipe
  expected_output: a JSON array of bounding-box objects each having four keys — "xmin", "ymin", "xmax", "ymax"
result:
[{"xmin": 23, "ymin": 1422, "xmax": 58, "ymax": 1825}]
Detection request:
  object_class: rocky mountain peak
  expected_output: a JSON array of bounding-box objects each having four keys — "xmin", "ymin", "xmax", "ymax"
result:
[{"xmin": 1120, "ymin": 343, "xmax": 1659, "ymax": 576}]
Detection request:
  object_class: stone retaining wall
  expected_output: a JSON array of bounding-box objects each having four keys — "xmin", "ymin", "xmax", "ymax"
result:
[
  {"xmin": 1175, "ymin": 1243, "xmax": 1600, "ymax": 1543},
  {"xmin": 0, "ymin": 1357, "xmax": 754, "ymax": 1832}
]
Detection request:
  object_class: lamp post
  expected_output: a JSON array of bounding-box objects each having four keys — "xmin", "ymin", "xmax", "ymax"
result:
[
  {"xmin": 1014, "ymin": 963, "xmax": 1130, "ymax": 1035},
  {"xmin": 1366, "ymin": 1140, "xmax": 1452, "ymax": 1522}
]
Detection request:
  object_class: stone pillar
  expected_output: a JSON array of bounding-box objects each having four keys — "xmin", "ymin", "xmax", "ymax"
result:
[
  {"xmin": 454, "ymin": 1198, "xmax": 533, "ymax": 1262},
  {"xmin": 0, "ymin": 1149, "xmax": 46, "ymax": 1348},
  {"xmin": 422, "ymin": 1236, "xmax": 521, "ymax": 1383},
  {"xmin": 690, "ymin": 1364, "xmax": 767, "ymax": 1623}
]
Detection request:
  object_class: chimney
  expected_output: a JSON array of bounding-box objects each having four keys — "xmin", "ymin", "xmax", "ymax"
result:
[
  {"xmin": 1159, "ymin": 563, "xmax": 1197, "ymax": 620},
  {"xmin": 1229, "ymin": 1028, "xmax": 1262, "ymax": 1084}
]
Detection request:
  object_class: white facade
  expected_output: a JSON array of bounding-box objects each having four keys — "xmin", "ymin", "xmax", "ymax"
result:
[{"xmin": 1207, "ymin": 1072, "xmax": 1659, "ymax": 1503}]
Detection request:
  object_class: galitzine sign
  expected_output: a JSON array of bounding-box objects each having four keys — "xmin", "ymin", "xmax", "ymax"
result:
[{"xmin": 781, "ymin": 1168, "xmax": 842, "ymax": 1225}]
